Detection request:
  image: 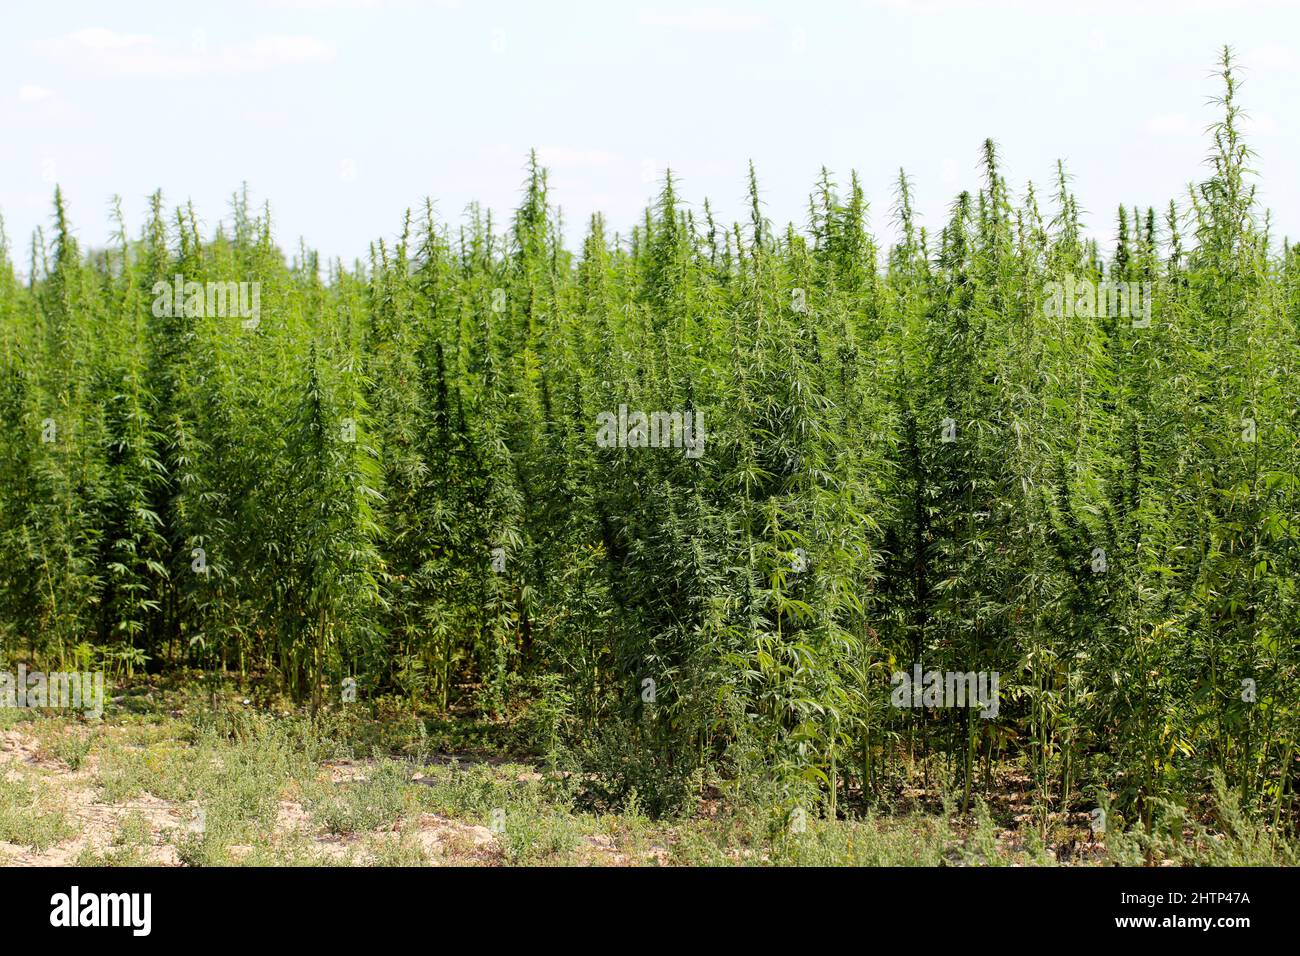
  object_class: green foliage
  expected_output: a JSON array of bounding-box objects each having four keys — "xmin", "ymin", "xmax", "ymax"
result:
[{"xmin": 2, "ymin": 50, "xmax": 1297, "ymax": 837}]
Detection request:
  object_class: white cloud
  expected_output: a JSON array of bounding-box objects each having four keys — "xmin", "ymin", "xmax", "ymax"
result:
[
  {"xmin": 36, "ymin": 28, "xmax": 336, "ymax": 75},
  {"xmin": 239, "ymin": 35, "xmax": 336, "ymax": 67},
  {"xmin": 1145, "ymin": 109, "xmax": 1277, "ymax": 138},
  {"xmin": 867, "ymin": 0, "xmax": 1027, "ymax": 12},
  {"xmin": 267, "ymin": 0, "xmax": 385, "ymax": 6},
  {"xmin": 1243, "ymin": 111, "xmax": 1280, "ymax": 136},
  {"xmin": 238, "ymin": 106, "xmax": 292, "ymax": 125},
  {"xmin": 1246, "ymin": 43, "xmax": 1298, "ymax": 72},
  {"xmin": 637, "ymin": 8, "xmax": 770, "ymax": 32},
  {"xmin": 66, "ymin": 27, "xmax": 154, "ymax": 51},
  {"xmin": 869, "ymin": 0, "xmax": 1287, "ymax": 12},
  {"xmin": 536, "ymin": 147, "xmax": 621, "ymax": 168},
  {"xmin": 1145, "ymin": 112, "xmax": 1197, "ymax": 136},
  {"xmin": 1170, "ymin": 0, "xmax": 1297, "ymax": 8},
  {"xmin": 263, "ymin": 0, "xmax": 461, "ymax": 8},
  {"xmin": 18, "ymin": 83, "xmax": 56, "ymax": 102}
]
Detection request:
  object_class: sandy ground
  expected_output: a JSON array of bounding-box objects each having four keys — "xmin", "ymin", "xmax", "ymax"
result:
[
  {"xmin": 2, "ymin": 727, "xmax": 185, "ymax": 865},
  {"xmin": 0, "ymin": 726, "xmax": 653, "ymax": 866},
  {"xmin": 0, "ymin": 727, "xmax": 513, "ymax": 866}
]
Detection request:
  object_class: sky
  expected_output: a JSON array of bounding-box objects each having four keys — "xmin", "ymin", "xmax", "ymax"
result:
[{"xmin": 2, "ymin": 0, "xmax": 1299, "ymax": 270}]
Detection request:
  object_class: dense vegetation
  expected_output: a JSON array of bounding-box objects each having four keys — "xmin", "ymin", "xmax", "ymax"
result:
[{"xmin": 2, "ymin": 51, "xmax": 1297, "ymax": 842}]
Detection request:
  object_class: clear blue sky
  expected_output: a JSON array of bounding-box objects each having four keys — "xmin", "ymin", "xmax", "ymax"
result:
[{"xmin": 3, "ymin": 0, "xmax": 1298, "ymax": 269}]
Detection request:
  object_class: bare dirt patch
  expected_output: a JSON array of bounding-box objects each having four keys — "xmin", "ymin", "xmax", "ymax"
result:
[
  {"xmin": 1, "ymin": 726, "xmax": 185, "ymax": 866},
  {"xmin": 0, "ymin": 725, "xmax": 528, "ymax": 866}
]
